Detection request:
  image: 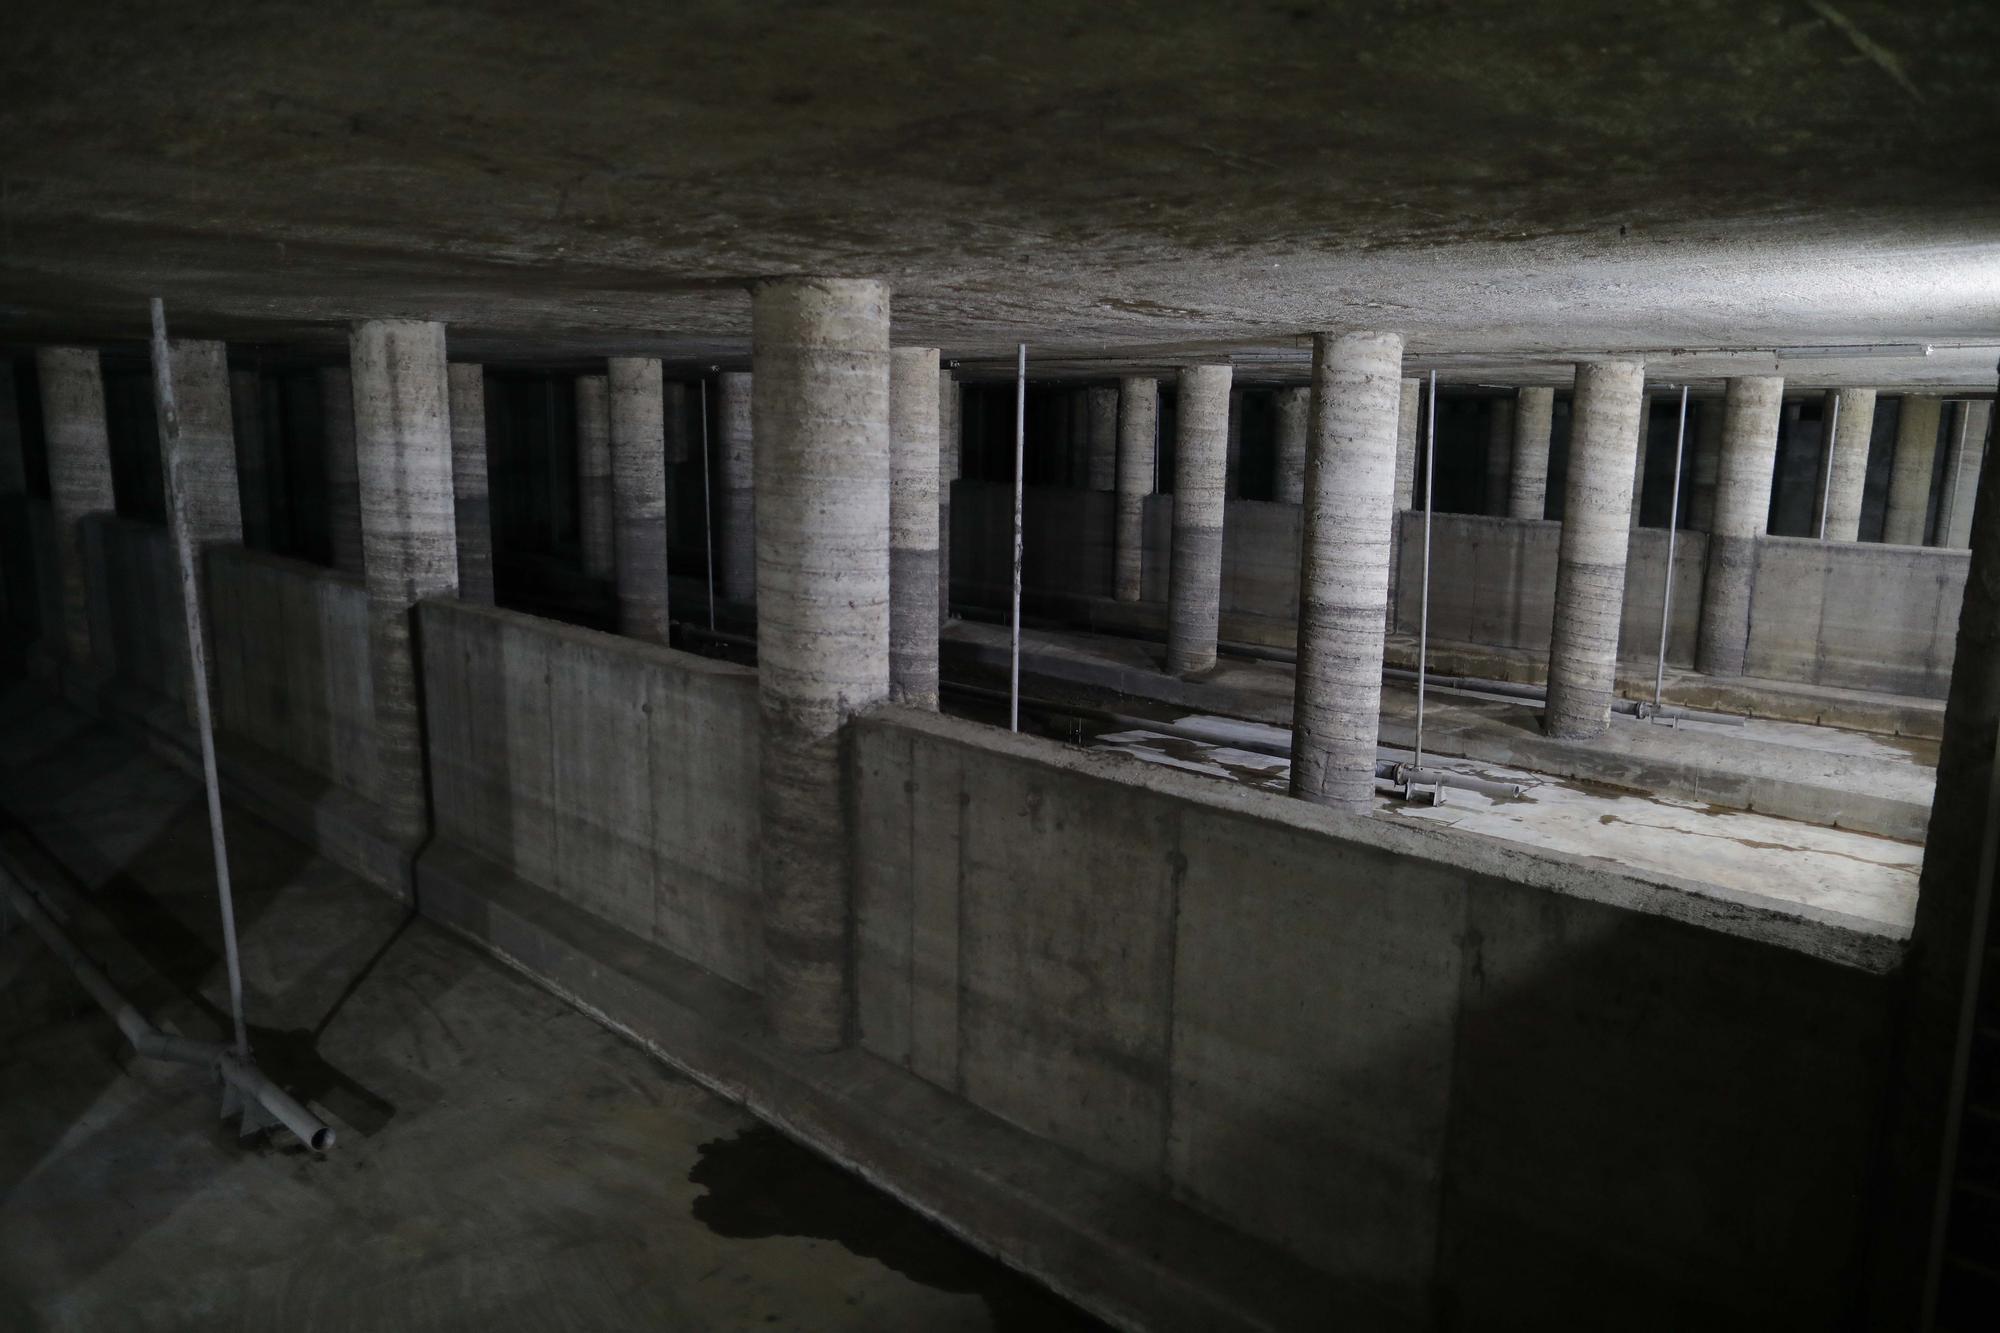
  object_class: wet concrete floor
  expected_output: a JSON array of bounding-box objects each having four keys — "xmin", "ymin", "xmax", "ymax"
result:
[{"xmin": 0, "ymin": 683, "xmax": 1103, "ymax": 1333}]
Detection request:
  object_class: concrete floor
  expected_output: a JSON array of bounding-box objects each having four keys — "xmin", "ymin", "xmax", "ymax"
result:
[{"xmin": 0, "ymin": 684, "xmax": 1101, "ymax": 1333}]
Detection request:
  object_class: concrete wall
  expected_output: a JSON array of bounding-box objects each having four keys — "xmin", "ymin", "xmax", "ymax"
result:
[
  {"xmin": 206, "ymin": 545, "xmax": 377, "ymax": 803},
  {"xmin": 1742, "ymin": 537, "xmax": 1966, "ymax": 697},
  {"xmin": 418, "ymin": 599, "xmax": 762, "ymax": 987},
  {"xmin": 851, "ymin": 709, "xmax": 1890, "ymax": 1328}
]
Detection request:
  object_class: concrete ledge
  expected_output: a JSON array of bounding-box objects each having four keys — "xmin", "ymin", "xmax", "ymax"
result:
[{"xmin": 415, "ymin": 836, "xmax": 1389, "ymax": 1333}]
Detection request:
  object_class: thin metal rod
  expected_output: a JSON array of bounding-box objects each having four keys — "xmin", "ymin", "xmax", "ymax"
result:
[
  {"xmin": 1010, "ymin": 344, "xmax": 1027, "ymax": 733},
  {"xmin": 1414, "ymin": 371, "xmax": 1436, "ymax": 774},
  {"xmin": 1655, "ymin": 385, "xmax": 1690, "ymax": 710},
  {"xmin": 699, "ymin": 377, "xmax": 716, "ymax": 632},
  {"xmin": 1816, "ymin": 392, "xmax": 1841, "ymax": 541},
  {"xmin": 148, "ymin": 298, "xmax": 249, "ymax": 1063}
]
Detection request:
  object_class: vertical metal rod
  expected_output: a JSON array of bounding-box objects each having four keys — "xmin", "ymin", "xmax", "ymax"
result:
[
  {"xmin": 1816, "ymin": 392, "xmax": 1841, "ymax": 541},
  {"xmin": 1010, "ymin": 345, "xmax": 1027, "ymax": 733},
  {"xmin": 1414, "ymin": 370, "xmax": 1436, "ymax": 775},
  {"xmin": 699, "ymin": 377, "xmax": 716, "ymax": 632},
  {"xmin": 1654, "ymin": 385, "xmax": 1690, "ymax": 710},
  {"xmin": 146, "ymin": 298, "xmax": 249, "ymax": 1062}
]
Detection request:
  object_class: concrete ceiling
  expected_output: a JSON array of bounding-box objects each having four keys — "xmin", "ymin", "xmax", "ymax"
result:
[{"xmin": 3, "ymin": 1, "xmax": 1998, "ymax": 388}]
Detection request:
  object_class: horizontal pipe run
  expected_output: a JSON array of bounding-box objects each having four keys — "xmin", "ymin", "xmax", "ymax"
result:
[{"xmin": 0, "ymin": 855, "xmax": 336, "ymax": 1152}]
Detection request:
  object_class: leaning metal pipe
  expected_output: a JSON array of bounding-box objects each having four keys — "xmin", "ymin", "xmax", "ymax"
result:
[{"xmin": 0, "ymin": 857, "xmax": 336, "ymax": 1151}]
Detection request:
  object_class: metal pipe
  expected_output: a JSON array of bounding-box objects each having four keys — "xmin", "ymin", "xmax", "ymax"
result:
[
  {"xmin": 1654, "ymin": 385, "xmax": 1689, "ymax": 711},
  {"xmin": 1010, "ymin": 343, "xmax": 1026, "ymax": 734},
  {"xmin": 1, "ymin": 854, "xmax": 335, "ymax": 1151},
  {"xmin": 1816, "ymin": 391, "xmax": 1841, "ymax": 541},
  {"xmin": 699, "ymin": 376, "xmax": 717, "ymax": 632},
  {"xmin": 148, "ymin": 300, "xmax": 249, "ymax": 1062},
  {"xmin": 1415, "ymin": 370, "xmax": 1436, "ymax": 777}
]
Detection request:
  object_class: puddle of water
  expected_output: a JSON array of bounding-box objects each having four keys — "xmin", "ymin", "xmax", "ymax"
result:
[{"xmin": 689, "ymin": 1126, "xmax": 1109, "ymax": 1331}]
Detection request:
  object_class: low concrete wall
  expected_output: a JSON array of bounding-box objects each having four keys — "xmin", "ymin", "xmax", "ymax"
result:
[
  {"xmin": 852, "ymin": 709, "xmax": 1892, "ymax": 1328},
  {"xmin": 1743, "ymin": 537, "xmax": 1965, "ymax": 697},
  {"xmin": 418, "ymin": 599, "xmax": 762, "ymax": 987}
]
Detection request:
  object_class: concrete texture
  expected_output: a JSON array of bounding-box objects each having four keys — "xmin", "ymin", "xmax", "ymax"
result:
[
  {"xmin": 0, "ymin": 685, "xmax": 1098, "ymax": 1333},
  {"xmin": 37, "ymin": 347, "xmax": 114, "ymax": 673},
  {"xmin": 717, "ymin": 371, "xmax": 756, "ymax": 607},
  {"xmin": 1688, "ymin": 397, "xmax": 1723, "ymax": 532},
  {"xmin": 1697, "ymin": 375, "xmax": 1784, "ymax": 677},
  {"xmin": 1508, "ymin": 387, "xmax": 1553, "ymax": 521},
  {"xmin": 1167, "ymin": 365, "xmax": 1230, "ymax": 675},
  {"xmin": 1113, "ymin": 378, "xmax": 1157, "ymax": 604},
  {"xmin": 1274, "ymin": 385, "xmax": 1308, "ymax": 505},
  {"xmin": 227, "ymin": 369, "xmax": 273, "ymax": 553},
  {"xmin": 1483, "ymin": 395, "xmax": 1514, "ymax": 516},
  {"xmin": 1820, "ymin": 387, "xmax": 1877, "ymax": 542},
  {"xmin": 1938, "ymin": 399, "xmax": 1990, "ymax": 548},
  {"xmin": 1292, "ymin": 331, "xmax": 1401, "ymax": 810},
  {"xmin": 1085, "ymin": 385, "xmax": 1118, "ymax": 493},
  {"xmin": 447, "ymin": 362, "xmax": 495, "ymax": 606},
  {"xmin": 939, "ymin": 370, "xmax": 960, "ymax": 622},
  {"xmin": 889, "ymin": 347, "xmax": 942, "ymax": 708},
  {"xmin": 165, "ymin": 339, "xmax": 242, "ymax": 724},
  {"xmin": 319, "ymin": 366, "xmax": 364, "ymax": 576},
  {"xmin": 1883, "ymin": 395, "xmax": 1943, "ymax": 547},
  {"xmin": 608, "ymin": 356, "xmax": 671, "ymax": 643},
  {"xmin": 350, "ymin": 318, "xmax": 458, "ymax": 843},
  {"xmin": 1629, "ymin": 388, "xmax": 1654, "ymax": 529},
  {"xmin": 852, "ymin": 705, "xmax": 1896, "ymax": 1328},
  {"xmin": 1545, "ymin": 361, "xmax": 1644, "ymax": 738},
  {"xmin": 751, "ymin": 278, "xmax": 891, "ymax": 1051},
  {"xmin": 575, "ymin": 372, "xmax": 614, "ymax": 581}
]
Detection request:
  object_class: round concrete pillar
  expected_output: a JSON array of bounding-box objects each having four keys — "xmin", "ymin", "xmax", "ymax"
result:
[
  {"xmin": 889, "ymin": 347, "xmax": 941, "ymax": 708},
  {"xmin": 350, "ymin": 319, "xmax": 458, "ymax": 841},
  {"xmin": 575, "ymin": 373, "xmax": 614, "ymax": 580},
  {"xmin": 1168, "ymin": 365, "xmax": 1232, "ymax": 675},
  {"xmin": 938, "ymin": 369, "xmax": 959, "ymax": 622},
  {"xmin": 318, "ymin": 367, "xmax": 364, "ymax": 574},
  {"xmin": 752, "ymin": 276, "xmax": 891, "ymax": 1053},
  {"xmin": 1629, "ymin": 389, "xmax": 1656, "ymax": 528},
  {"xmin": 1694, "ymin": 375, "xmax": 1784, "ymax": 677},
  {"xmin": 608, "ymin": 356, "xmax": 670, "ymax": 643},
  {"xmin": 1485, "ymin": 396, "xmax": 1515, "ymax": 516},
  {"xmin": 1113, "ymin": 376, "xmax": 1157, "ymax": 603},
  {"xmin": 1884, "ymin": 395, "xmax": 1942, "ymax": 547},
  {"xmin": 447, "ymin": 363, "xmax": 495, "ymax": 606},
  {"xmin": 1688, "ymin": 396, "xmax": 1724, "ymax": 532},
  {"xmin": 165, "ymin": 340, "xmax": 242, "ymax": 726},
  {"xmin": 1545, "ymin": 360, "xmax": 1646, "ymax": 739},
  {"xmin": 35, "ymin": 347, "xmax": 114, "ymax": 673},
  {"xmin": 1509, "ymin": 387, "xmax": 1555, "ymax": 521},
  {"xmin": 1817, "ymin": 387, "xmax": 1877, "ymax": 543},
  {"xmin": 1274, "ymin": 386, "xmax": 1309, "ymax": 505},
  {"xmin": 717, "ymin": 370, "xmax": 756, "ymax": 605},
  {"xmin": 1291, "ymin": 331, "xmax": 1402, "ymax": 810}
]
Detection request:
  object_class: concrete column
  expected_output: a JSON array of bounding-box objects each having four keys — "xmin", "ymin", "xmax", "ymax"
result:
[
  {"xmin": 1484, "ymin": 396, "xmax": 1515, "ymax": 516},
  {"xmin": 938, "ymin": 370, "xmax": 959, "ymax": 622},
  {"xmin": 1291, "ymin": 332, "xmax": 1402, "ymax": 810},
  {"xmin": 607, "ymin": 357, "xmax": 669, "ymax": 643},
  {"xmin": 717, "ymin": 370, "xmax": 756, "ymax": 605},
  {"xmin": 1694, "ymin": 375, "xmax": 1784, "ymax": 678},
  {"xmin": 1274, "ymin": 386, "xmax": 1309, "ymax": 504},
  {"xmin": 1224, "ymin": 386, "xmax": 1244, "ymax": 499},
  {"xmin": 229, "ymin": 369, "xmax": 272, "ymax": 552},
  {"xmin": 1688, "ymin": 396, "xmax": 1724, "ymax": 531},
  {"xmin": 1544, "ymin": 360, "xmax": 1645, "ymax": 739},
  {"xmin": 1818, "ymin": 387, "xmax": 1877, "ymax": 542},
  {"xmin": 1629, "ymin": 389, "xmax": 1654, "ymax": 527},
  {"xmin": 319, "ymin": 367, "xmax": 365, "ymax": 574},
  {"xmin": 889, "ymin": 347, "xmax": 941, "ymax": 708},
  {"xmin": 1085, "ymin": 385, "xmax": 1119, "ymax": 492},
  {"xmin": 1168, "ymin": 365, "xmax": 1232, "ymax": 675},
  {"xmin": 36, "ymin": 348, "xmax": 114, "ymax": 672},
  {"xmin": 752, "ymin": 277, "xmax": 890, "ymax": 1052},
  {"xmin": 164, "ymin": 341, "xmax": 242, "ymax": 725},
  {"xmin": 1938, "ymin": 400, "xmax": 1990, "ymax": 549},
  {"xmin": 1884, "ymin": 395, "xmax": 1942, "ymax": 546},
  {"xmin": 1509, "ymin": 387, "xmax": 1554, "ymax": 520},
  {"xmin": 1113, "ymin": 376, "xmax": 1157, "ymax": 603},
  {"xmin": 448, "ymin": 364, "xmax": 495, "ymax": 606},
  {"xmin": 575, "ymin": 373, "xmax": 614, "ymax": 580},
  {"xmin": 351, "ymin": 319, "xmax": 457, "ymax": 842},
  {"xmin": 1393, "ymin": 377, "xmax": 1421, "ymax": 511}
]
